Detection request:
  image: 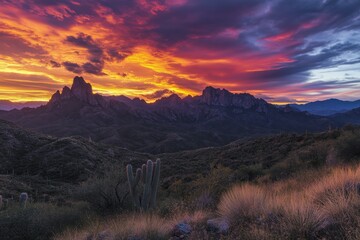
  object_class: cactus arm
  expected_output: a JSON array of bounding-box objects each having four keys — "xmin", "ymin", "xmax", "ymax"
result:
[
  {"xmin": 135, "ymin": 168, "xmax": 141, "ymax": 186},
  {"xmin": 127, "ymin": 164, "xmax": 140, "ymax": 208},
  {"xmin": 150, "ymin": 159, "xmax": 161, "ymax": 209},
  {"xmin": 141, "ymin": 160, "xmax": 153, "ymax": 210},
  {"xmin": 141, "ymin": 164, "xmax": 147, "ymax": 184}
]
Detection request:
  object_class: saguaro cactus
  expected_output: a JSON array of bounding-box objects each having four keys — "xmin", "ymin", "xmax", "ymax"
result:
[
  {"xmin": 126, "ymin": 159, "xmax": 161, "ymax": 211},
  {"xmin": 19, "ymin": 192, "xmax": 28, "ymax": 208}
]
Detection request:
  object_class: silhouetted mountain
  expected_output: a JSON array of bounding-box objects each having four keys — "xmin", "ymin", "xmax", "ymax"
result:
[
  {"xmin": 0, "ymin": 77, "xmax": 334, "ymax": 153},
  {"xmin": 0, "ymin": 100, "xmax": 46, "ymax": 111},
  {"xmin": 290, "ymin": 99, "xmax": 360, "ymax": 116},
  {"xmin": 330, "ymin": 107, "xmax": 360, "ymax": 125}
]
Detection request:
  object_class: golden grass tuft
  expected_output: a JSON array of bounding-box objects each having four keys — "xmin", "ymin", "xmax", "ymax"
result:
[
  {"xmin": 218, "ymin": 184, "xmax": 270, "ymax": 221},
  {"xmin": 55, "ymin": 214, "xmax": 173, "ymax": 240},
  {"xmin": 217, "ymin": 165, "xmax": 360, "ymax": 238}
]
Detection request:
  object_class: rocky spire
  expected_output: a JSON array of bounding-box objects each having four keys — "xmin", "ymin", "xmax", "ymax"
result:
[
  {"xmin": 70, "ymin": 76, "xmax": 97, "ymax": 105},
  {"xmin": 200, "ymin": 86, "xmax": 265, "ymax": 110},
  {"xmin": 48, "ymin": 76, "xmax": 99, "ymax": 106},
  {"xmin": 201, "ymin": 86, "xmax": 233, "ymax": 106}
]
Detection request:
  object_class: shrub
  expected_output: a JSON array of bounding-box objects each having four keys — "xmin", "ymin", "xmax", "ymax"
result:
[
  {"xmin": 277, "ymin": 195, "xmax": 326, "ymax": 239},
  {"xmin": 73, "ymin": 164, "xmax": 131, "ymax": 212},
  {"xmin": 0, "ymin": 202, "xmax": 89, "ymax": 240},
  {"xmin": 336, "ymin": 131, "xmax": 360, "ymax": 161},
  {"xmin": 297, "ymin": 142, "xmax": 329, "ymax": 167},
  {"xmin": 192, "ymin": 165, "xmax": 234, "ymax": 201},
  {"xmin": 218, "ymin": 184, "xmax": 269, "ymax": 223},
  {"xmin": 55, "ymin": 214, "xmax": 173, "ymax": 240}
]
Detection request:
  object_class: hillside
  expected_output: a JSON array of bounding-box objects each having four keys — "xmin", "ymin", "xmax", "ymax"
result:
[
  {"xmin": 1, "ymin": 118, "xmax": 358, "ymax": 198},
  {"xmin": 0, "ymin": 77, "xmax": 333, "ymax": 154},
  {"xmin": 0, "ymin": 119, "xmax": 150, "ymax": 197},
  {"xmin": 1, "ymin": 119, "xmax": 360, "ymax": 240}
]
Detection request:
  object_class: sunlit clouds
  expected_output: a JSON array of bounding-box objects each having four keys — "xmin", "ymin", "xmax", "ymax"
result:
[{"xmin": 0, "ymin": 0, "xmax": 360, "ymax": 103}]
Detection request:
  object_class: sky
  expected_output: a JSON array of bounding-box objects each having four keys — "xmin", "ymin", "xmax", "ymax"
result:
[{"xmin": 0, "ymin": 0, "xmax": 360, "ymax": 104}]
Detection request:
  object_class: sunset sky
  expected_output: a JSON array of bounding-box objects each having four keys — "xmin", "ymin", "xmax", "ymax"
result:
[{"xmin": 0, "ymin": 0, "xmax": 360, "ymax": 103}]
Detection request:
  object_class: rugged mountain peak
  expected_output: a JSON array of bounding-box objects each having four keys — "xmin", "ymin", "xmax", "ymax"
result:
[
  {"xmin": 70, "ymin": 76, "xmax": 96, "ymax": 104},
  {"xmin": 201, "ymin": 86, "xmax": 233, "ymax": 106},
  {"xmin": 61, "ymin": 86, "xmax": 72, "ymax": 99},
  {"xmin": 200, "ymin": 86, "xmax": 261, "ymax": 109},
  {"xmin": 48, "ymin": 76, "xmax": 102, "ymax": 106},
  {"xmin": 154, "ymin": 93, "xmax": 182, "ymax": 106},
  {"xmin": 49, "ymin": 90, "xmax": 61, "ymax": 104}
]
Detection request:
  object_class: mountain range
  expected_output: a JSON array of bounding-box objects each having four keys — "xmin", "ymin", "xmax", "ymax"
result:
[
  {"xmin": 290, "ymin": 99, "xmax": 360, "ymax": 116},
  {"xmin": 0, "ymin": 100, "xmax": 46, "ymax": 111},
  {"xmin": 0, "ymin": 76, "xmax": 357, "ymax": 153}
]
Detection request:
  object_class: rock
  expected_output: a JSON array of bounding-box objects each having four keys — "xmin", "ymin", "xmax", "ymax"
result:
[
  {"xmin": 49, "ymin": 90, "xmax": 61, "ymax": 104},
  {"xmin": 71, "ymin": 76, "xmax": 97, "ymax": 105},
  {"xmin": 207, "ymin": 218, "xmax": 229, "ymax": 234},
  {"xmin": 172, "ymin": 221, "xmax": 192, "ymax": 237},
  {"xmin": 61, "ymin": 86, "xmax": 72, "ymax": 100}
]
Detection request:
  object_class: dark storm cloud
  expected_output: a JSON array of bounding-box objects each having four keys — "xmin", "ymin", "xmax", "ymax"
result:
[
  {"xmin": 249, "ymin": 42, "xmax": 360, "ymax": 81},
  {"xmin": 2, "ymin": 0, "xmax": 360, "ymax": 98},
  {"xmin": 65, "ymin": 33, "xmax": 106, "ymax": 75},
  {"xmin": 50, "ymin": 60, "xmax": 61, "ymax": 68},
  {"xmin": 82, "ymin": 62, "xmax": 106, "ymax": 75},
  {"xmin": 62, "ymin": 61, "xmax": 82, "ymax": 74},
  {"xmin": 108, "ymin": 48, "xmax": 130, "ymax": 61},
  {"xmin": 66, "ymin": 33, "xmax": 103, "ymax": 64},
  {"xmin": 148, "ymin": 0, "xmax": 264, "ymax": 45}
]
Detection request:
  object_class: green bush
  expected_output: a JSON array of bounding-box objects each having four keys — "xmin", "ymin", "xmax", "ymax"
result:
[
  {"xmin": 73, "ymin": 164, "xmax": 131, "ymax": 212},
  {"xmin": 297, "ymin": 143, "xmax": 329, "ymax": 167},
  {"xmin": 336, "ymin": 131, "xmax": 360, "ymax": 161}
]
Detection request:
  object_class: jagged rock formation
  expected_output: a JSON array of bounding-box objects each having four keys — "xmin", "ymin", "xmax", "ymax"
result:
[
  {"xmin": 0, "ymin": 77, "xmax": 335, "ymax": 153},
  {"xmin": 49, "ymin": 76, "xmax": 108, "ymax": 108}
]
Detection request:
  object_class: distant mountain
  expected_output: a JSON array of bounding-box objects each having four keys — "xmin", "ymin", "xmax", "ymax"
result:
[
  {"xmin": 0, "ymin": 100, "xmax": 45, "ymax": 111},
  {"xmin": 290, "ymin": 99, "xmax": 360, "ymax": 116},
  {"xmin": 330, "ymin": 107, "xmax": 360, "ymax": 125},
  {"xmin": 0, "ymin": 76, "xmax": 333, "ymax": 153}
]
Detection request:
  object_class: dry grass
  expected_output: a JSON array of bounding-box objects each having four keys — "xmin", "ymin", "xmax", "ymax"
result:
[
  {"xmin": 56, "ymin": 166, "xmax": 360, "ymax": 240},
  {"xmin": 218, "ymin": 184, "xmax": 270, "ymax": 221},
  {"xmin": 55, "ymin": 210, "xmax": 210, "ymax": 240},
  {"xmin": 217, "ymin": 165, "xmax": 360, "ymax": 239},
  {"xmin": 55, "ymin": 214, "xmax": 173, "ymax": 240}
]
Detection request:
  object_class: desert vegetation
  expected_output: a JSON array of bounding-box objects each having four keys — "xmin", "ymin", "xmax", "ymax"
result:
[{"xmin": 1, "ymin": 126, "xmax": 360, "ymax": 239}]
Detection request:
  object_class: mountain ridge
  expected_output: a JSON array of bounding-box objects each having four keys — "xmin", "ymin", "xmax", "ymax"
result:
[
  {"xmin": 0, "ymin": 76, "xmax": 346, "ymax": 153},
  {"xmin": 290, "ymin": 98, "xmax": 360, "ymax": 116}
]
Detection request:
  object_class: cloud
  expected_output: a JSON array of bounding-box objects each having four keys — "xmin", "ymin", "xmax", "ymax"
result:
[
  {"xmin": 142, "ymin": 89, "xmax": 174, "ymax": 100},
  {"xmin": 62, "ymin": 61, "xmax": 82, "ymax": 74},
  {"xmin": 82, "ymin": 62, "xmax": 106, "ymax": 75},
  {"xmin": 65, "ymin": 33, "xmax": 106, "ymax": 75},
  {"xmin": 0, "ymin": 31, "xmax": 47, "ymax": 59},
  {"xmin": 1, "ymin": 0, "xmax": 360, "ymax": 102},
  {"xmin": 50, "ymin": 60, "xmax": 61, "ymax": 68}
]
